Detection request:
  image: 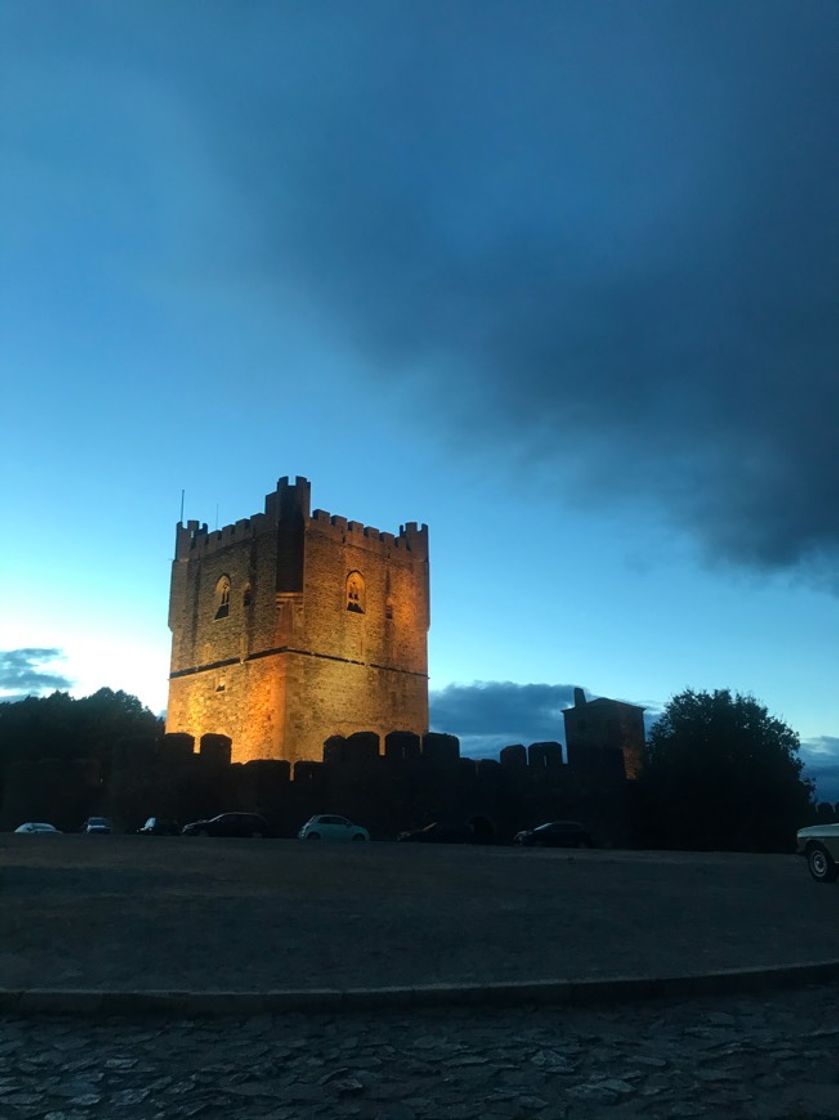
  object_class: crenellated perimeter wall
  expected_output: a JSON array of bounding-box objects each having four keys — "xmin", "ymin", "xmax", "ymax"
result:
[{"xmin": 100, "ymin": 728, "xmax": 630, "ymax": 845}]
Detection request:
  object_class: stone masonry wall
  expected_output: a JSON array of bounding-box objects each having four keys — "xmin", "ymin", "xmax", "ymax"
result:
[
  {"xmin": 97, "ymin": 729, "xmax": 631, "ymax": 845},
  {"xmin": 166, "ymin": 477, "xmax": 429, "ymax": 765}
]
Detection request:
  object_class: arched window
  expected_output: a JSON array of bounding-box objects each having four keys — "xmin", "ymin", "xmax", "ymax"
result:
[
  {"xmin": 346, "ymin": 571, "xmax": 365, "ymax": 614},
  {"xmin": 215, "ymin": 575, "xmax": 231, "ymax": 619}
]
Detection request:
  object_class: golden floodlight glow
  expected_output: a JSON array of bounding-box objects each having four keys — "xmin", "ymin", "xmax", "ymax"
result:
[{"xmin": 166, "ymin": 477, "xmax": 430, "ymax": 765}]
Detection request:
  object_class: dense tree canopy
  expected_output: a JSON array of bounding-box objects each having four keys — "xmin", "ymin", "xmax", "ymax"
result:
[
  {"xmin": 0, "ymin": 688, "xmax": 163, "ymax": 779},
  {"xmin": 639, "ymin": 688, "xmax": 814, "ymax": 852}
]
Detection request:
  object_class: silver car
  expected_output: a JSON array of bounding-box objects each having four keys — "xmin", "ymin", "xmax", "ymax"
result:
[
  {"xmin": 796, "ymin": 823, "xmax": 839, "ymax": 882},
  {"xmin": 83, "ymin": 816, "xmax": 112, "ymax": 834}
]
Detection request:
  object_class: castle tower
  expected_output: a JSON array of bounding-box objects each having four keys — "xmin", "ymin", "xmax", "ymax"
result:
[
  {"xmin": 166, "ymin": 476, "xmax": 429, "ymax": 764},
  {"xmin": 563, "ymin": 688, "xmax": 645, "ymax": 779}
]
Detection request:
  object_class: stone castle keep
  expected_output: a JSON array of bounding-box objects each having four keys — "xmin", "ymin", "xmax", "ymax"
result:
[{"xmin": 166, "ymin": 476, "xmax": 430, "ymax": 764}]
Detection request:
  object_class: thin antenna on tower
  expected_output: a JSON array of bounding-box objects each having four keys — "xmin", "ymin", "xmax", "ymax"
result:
[
  {"xmin": 179, "ymin": 489, "xmax": 185, "ymax": 524},
  {"xmin": 215, "ymin": 503, "xmax": 219, "ymax": 531}
]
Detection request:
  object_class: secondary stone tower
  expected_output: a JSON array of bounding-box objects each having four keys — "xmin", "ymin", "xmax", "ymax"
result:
[{"xmin": 166, "ymin": 476, "xmax": 429, "ymax": 764}]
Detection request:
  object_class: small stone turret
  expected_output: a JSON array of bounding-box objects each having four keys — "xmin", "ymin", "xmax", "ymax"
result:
[{"xmin": 563, "ymin": 690, "xmax": 645, "ymax": 780}]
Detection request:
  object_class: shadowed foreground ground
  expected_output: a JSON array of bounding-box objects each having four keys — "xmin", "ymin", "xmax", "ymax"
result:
[{"xmin": 1, "ymin": 837, "xmax": 838, "ymax": 992}]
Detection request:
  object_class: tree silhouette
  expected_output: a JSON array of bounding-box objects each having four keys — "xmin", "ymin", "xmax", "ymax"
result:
[
  {"xmin": 639, "ymin": 689, "xmax": 813, "ymax": 852},
  {"xmin": 0, "ymin": 688, "xmax": 162, "ymax": 787}
]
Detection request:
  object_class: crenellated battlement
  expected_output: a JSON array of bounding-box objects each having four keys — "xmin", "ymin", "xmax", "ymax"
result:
[
  {"xmin": 174, "ymin": 514, "xmax": 271, "ymax": 559},
  {"xmin": 156, "ymin": 727, "xmax": 626, "ymax": 787},
  {"xmin": 174, "ymin": 476, "xmax": 428, "ymax": 559},
  {"xmin": 308, "ymin": 508, "xmax": 428, "ymax": 555}
]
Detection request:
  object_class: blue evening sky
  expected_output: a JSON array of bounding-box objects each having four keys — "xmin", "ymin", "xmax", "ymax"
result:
[{"xmin": 2, "ymin": 2, "xmax": 838, "ymax": 797}]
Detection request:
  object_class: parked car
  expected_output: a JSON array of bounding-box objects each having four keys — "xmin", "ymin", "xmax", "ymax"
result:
[
  {"xmin": 138, "ymin": 817, "xmax": 181, "ymax": 836},
  {"xmin": 514, "ymin": 821, "xmax": 594, "ymax": 848},
  {"xmin": 297, "ymin": 814, "xmax": 369, "ymax": 841},
  {"xmin": 14, "ymin": 822, "xmax": 61, "ymax": 834},
  {"xmin": 182, "ymin": 812, "xmax": 271, "ymax": 838},
  {"xmin": 82, "ymin": 816, "xmax": 112, "ymax": 834},
  {"xmin": 397, "ymin": 822, "xmax": 474, "ymax": 844},
  {"xmin": 796, "ymin": 822, "xmax": 839, "ymax": 882}
]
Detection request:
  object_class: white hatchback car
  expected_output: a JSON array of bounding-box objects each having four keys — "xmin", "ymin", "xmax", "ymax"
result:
[
  {"xmin": 14, "ymin": 822, "xmax": 61, "ymax": 834},
  {"xmin": 298, "ymin": 814, "xmax": 369, "ymax": 842}
]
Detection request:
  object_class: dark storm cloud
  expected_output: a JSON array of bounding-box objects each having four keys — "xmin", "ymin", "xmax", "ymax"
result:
[
  {"xmin": 12, "ymin": 4, "xmax": 835, "ymax": 575},
  {"xmin": 187, "ymin": 1, "xmax": 838, "ymax": 577},
  {"xmin": 0, "ymin": 649, "xmax": 71, "ymax": 701}
]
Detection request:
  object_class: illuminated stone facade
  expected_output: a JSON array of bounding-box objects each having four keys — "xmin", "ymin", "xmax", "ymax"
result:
[{"xmin": 166, "ymin": 476, "xmax": 429, "ymax": 764}]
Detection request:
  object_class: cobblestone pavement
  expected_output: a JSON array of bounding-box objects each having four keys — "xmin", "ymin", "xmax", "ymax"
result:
[{"xmin": 1, "ymin": 982, "xmax": 838, "ymax": 1120}]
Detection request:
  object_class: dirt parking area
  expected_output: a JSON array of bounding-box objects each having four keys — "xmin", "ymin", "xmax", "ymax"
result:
[{"xmin": 1, "ymin": 836, "xmax": 838, "ymax": 992}]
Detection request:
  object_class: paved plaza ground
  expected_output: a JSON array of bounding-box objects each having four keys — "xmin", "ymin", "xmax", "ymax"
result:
[
  {"xmin": 1, "ymin": 835, "xmax": 838, "ymax": 993},
  {"xmin": 2, "ymin": 837, "xmax": 839, "ymax": 1119}
]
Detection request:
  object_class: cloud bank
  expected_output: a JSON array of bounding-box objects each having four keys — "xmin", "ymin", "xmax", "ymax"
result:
[
  {"xmin": 186, "ymin": 2, "xmax": 839, "ymax": 580},
  {"xmin": 430, "ymin": 680, "xmax": 578, "ymax": 758},
  {"xmin": 0, "ymin": 649, "xmax": 72, "ymax": 702}
]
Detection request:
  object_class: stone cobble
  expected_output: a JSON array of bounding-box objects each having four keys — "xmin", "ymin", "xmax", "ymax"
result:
[{"xmin": 1, "ymin": 983, "xmax": 839, "ymax": 1120}]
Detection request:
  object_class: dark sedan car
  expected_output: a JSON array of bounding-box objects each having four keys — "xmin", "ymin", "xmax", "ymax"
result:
[
  {"xmin": 514, "ymin": 821, "xmax": 594, "ymax": 848},
  {"xmin": 182, "ymin": 812, "xmax": 271, "ymax": 838}
]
